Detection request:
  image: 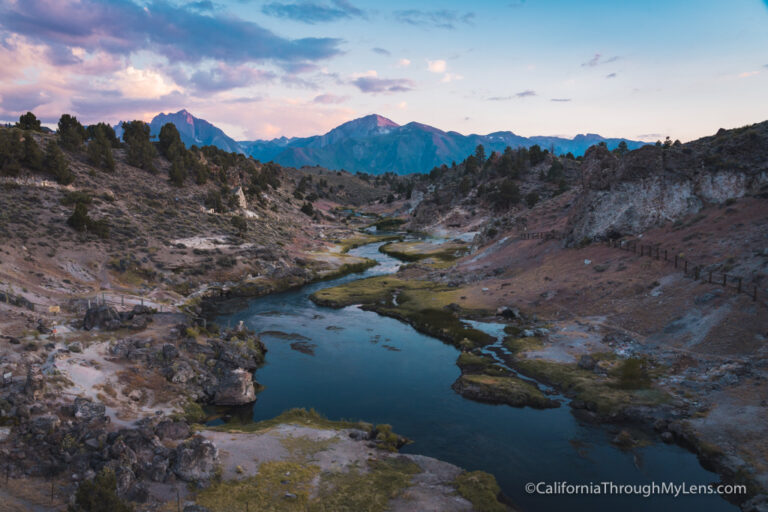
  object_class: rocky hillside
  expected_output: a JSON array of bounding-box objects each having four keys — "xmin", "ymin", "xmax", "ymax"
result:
[{"xmin": 567, "ymin": 121, "xmax": 768, "ymax": 242}]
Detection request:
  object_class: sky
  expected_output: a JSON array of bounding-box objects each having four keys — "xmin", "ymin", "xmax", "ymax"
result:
[{"xmin": 0, "ymin": 0, "xmax": 767, "ymax": 142}]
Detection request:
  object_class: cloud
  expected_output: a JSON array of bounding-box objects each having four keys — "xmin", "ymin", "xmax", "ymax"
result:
[
  {"xmin": 581, "ymin": 53, "xmax": 620, "ymax": 67},
  {"xmin": 394, "ymin": 9, "xmax": 475, "ymax": 30},
  {"xmin": 606, "ymin": 72, "xmax": 617, "ymax": 79},
  {"xmin": 372, "ymin": 47, "xmax": 390, "ymax": 56},
  {"xmin": 486, "ymin": 90, "xmax": 535, "ymax": 101},
  {"xmin": 427, "ymin": 59, "xmax": 447, "ymax": 73},
  {"xmin": 550, "ymin": 98, "xmax": 571, "ymax": 102},
  {"xmin": 174, "ymin": 64, "xmax": 276, "ymax": 93},
  {"xmin": 313, "ymin": 93, "xmax": 348, "ymax": 104},
  {"xmin": 188, "ymin": 1, "xmax": 216, "ymax": 11},
  {"xmin": 261, "ymin": 0, "xmax": 364, "ymax": 24},
  {"xmin": 0, "ymin": 0, "xmax": 343, "ymax": 65},
  {"xmin": 70, "ymin": 90, "xmax": 188, "ymax": 121},
  {"xmin": 0, "ymin": 89, "xmax": 52, "ymax": 113},
  {"xmin": 396, "ymin": 58, "xmax": 411, "ymax": 68},
  {"xmin": 738, "ymin": 70, "xmax": 759, "ymax": 78},
  {"xmin": 115, "ymin": 66, "xmax": 179, "ymax": 97},
  {"xmin": 441, "ymin": 73, "xmax": 463, "ymax": 83},
  {"xmin": 351, "ymin": 76, "xmax": 414, "ymax": 93}
]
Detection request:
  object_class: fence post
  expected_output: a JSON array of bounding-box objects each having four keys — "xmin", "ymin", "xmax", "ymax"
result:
[
  {"xmin": 723, "ymin": 274, "xmax": 727, "ymax": 286},
  {"xmin": 664, "ymin": 249, "xmax": 668, "ymax": 261},
  {"xmin": 754, "ymin": 286, "xmax": 758, "ymax": 302},
  {"xmin": 87, "ymin": 299, "xmax": 91, "ymax": 309},
  {"xmin": 737, "ymin": 278, "xmax": 742, "ymax": 294},
  {"xmin": 121, "ymin": 295, "xmax": 124, "ymax": 306},
  {"xmin": 708, "ymin": 271, "xmax": 712, "ymax": 284},
  {"xmin": 684, "ymin": 260, "xmax": 688, "ymax": 275},
  {"xmin": 656, "ymin": 247, "xmax": 660, "ymax": 260},
  {"xmin": 694, "ymin": 267, "xmax": 700, "ymax": 280},
  {"xmin": 102, "ymin": 292, "xmax": 105, "ymax": 305}
]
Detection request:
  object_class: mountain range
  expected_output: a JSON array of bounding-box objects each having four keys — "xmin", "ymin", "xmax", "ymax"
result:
[{"xmin": 143, "ymin": 110, "xmax": 649, "ymax": 175}]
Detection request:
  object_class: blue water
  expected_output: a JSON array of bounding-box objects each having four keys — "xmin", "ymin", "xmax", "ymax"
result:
[{"xmin": 217, "ymin": 243, "xmax": 735, "ymax": 512}]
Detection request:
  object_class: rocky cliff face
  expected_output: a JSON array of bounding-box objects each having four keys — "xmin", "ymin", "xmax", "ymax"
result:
[{"xmin": 567, "ymin": 122, "xmax": 768, "ymax": 241}]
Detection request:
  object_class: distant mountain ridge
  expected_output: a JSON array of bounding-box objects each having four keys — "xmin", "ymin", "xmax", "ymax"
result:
[
  {"xmin": 147, "ymin": 110, "xmax": 648, "ymax": 175},
  {"xmin": 149, "ymin": 109, "xmax": 242, "ymax": 154}
]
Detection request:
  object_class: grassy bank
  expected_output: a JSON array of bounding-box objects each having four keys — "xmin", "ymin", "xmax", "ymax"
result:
[{"xmin": 309, "ymin": 276, "xmax": 494, "ymax": 349}]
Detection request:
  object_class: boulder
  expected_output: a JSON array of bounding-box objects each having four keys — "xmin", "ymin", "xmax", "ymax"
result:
[
  {"xmin": 24, "ymin": 366, "xmax": 45, "ymax": 399},
  {"xmin": 172, "ymin": 437, "xmax": 219, "ymax": 486},
  {"xmin": 496, "ymin": 306, "xmax": 520, "ymax": 320},
  {"xmin": 155, "ymin": 420, "xmax": 190, "ymax": 440},
  {"xmin": 212, "ymin": 368, "xmax": 256, "ymax": 405},
  {"xmin": 67, "ymin": 341, "xmax": 83, "ymax": 353},
  {"xmin": 83, "ymin": 306, "xmax": 121, "ymax": 331},
  {"xmin": 161, "ymin": 343, "xmax": 180, "ymax": 361},
  {"xmin": 578, "ymin": 355, "xmax": 596, "ymax": 371},
  {"xmin": 73, "ymin": 397, "xmax": 106, "ymax": 423}
]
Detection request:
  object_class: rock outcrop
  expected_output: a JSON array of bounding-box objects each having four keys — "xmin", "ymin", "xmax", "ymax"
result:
[
  {"xmin": 567, "ymin": 124, "xmax": 768, "ymax": 241},
  {"xmin": 83, "ymin": 305, "xmax": 122, "ymax": 330},
  {"xmin": 172, "ymin": 436, "xmax": 220, "ymax": 486},
  {"xmin": 212, "ymin": 368, "xmax": 256, "ymax": 405}
]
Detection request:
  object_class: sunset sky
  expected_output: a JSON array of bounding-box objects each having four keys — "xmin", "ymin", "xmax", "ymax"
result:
[{"xmin": 1, "ymin": 0, "xmax": 767, "ymax": 141}]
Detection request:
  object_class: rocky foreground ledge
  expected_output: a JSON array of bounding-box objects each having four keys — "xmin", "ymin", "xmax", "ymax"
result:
[{"xmin": 0, "ymin": 304, "xmax": 512, "ymax": 511}]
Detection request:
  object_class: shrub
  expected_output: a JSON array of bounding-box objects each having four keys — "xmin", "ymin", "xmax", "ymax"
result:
[
  {"xmin": 301, "ymin": 202, "xmax": 314, "ymax": 216},
  {"xmin": 525, "ymin": 191, "xmax": 539, "ymax": 208},
  {"xmin": 616, "ymin": 357, "xmax": 651, "ymax": 389},
  {"xmin": 231, "ymin": 215, "xmax": 247, "ymax": 236},
  {"xmin": 68, "ymin": 468, "xmax": 132, "ymax": 512},
  {"xmin": 67, "ymin": 202, "xmax": 109, "ymax": 238}
]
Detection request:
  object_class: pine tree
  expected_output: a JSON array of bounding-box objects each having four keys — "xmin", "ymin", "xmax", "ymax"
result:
[
  {"xmin": 45, "ymin": 140, "xmax": 74, "ymax": 184},
  {"xmin": 16, "ymin": 112, "xmax": 43, "ymax": 132},
  {"xmin": 67, "ymin": 202, "xmax": 89, "ymax": 232},
  {"xmin": 57, "ymin": 114, "xmax": 86, "ymax": 151},
  {"xmin": 122, "ymin": 120, "xmax": 156, "ymax": 172},
  {"xmin": 22, "ymin": 134, "xmax": 44, "ymax": 172},
  {"xmin": 169, "ymin": 158, "xmax": 186, "ymax": 187}
]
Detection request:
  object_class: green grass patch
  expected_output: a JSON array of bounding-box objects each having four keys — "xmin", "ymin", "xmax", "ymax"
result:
[
  {"xmin": 310, "ymin": 276, "xmax": 493, "ymax": 348},
  {"xmin": 207, "ymin": 408, "xmax": 367, "ymax": 433},
  {"xmin": 454, "ymin": 374, "xmax": 558, "ymax": 409},
  {"xmin": 453, "ymin": 471, "xmax": 506, "ymax": 512},
  {"xmin": 310, "ymin": 457, "xmax": 421, "ymax": 512},
  {"xmin": 456, "ymin": 352, "xmax": 495, "ymax": 372},
  {"xmin": 279, "ymin": 435, "xmax": 339, "ymax": 461},
  {"xmin": 379, "ymin": 241, "xmax": 469, "ymax": 263},
  {"xmin": 513, "ymin": 358, "xmax": 668, "ymax": 414},
  {"xmin": 196, "ymin": 460, "xmax": 319, "ymax": 512},
  {"xmin": 502, "ymin": 336, "xmax": 543, "ymax": 354},
  {"xmin": 368, "ymin": 217, "xmax": 406, "ymax": 231},
  {"xmin": 336, "ymin": 233, "xmax": 402, "ymax": 253}
]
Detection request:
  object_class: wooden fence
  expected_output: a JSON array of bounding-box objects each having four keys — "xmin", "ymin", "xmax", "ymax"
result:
[
  {"xmin": 607, "ymin": 239, "xmax": 764, "ymax": 303},
  {"xmin": 519, "ymin": 230, "xmax": 564, "ymax": 240}
]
